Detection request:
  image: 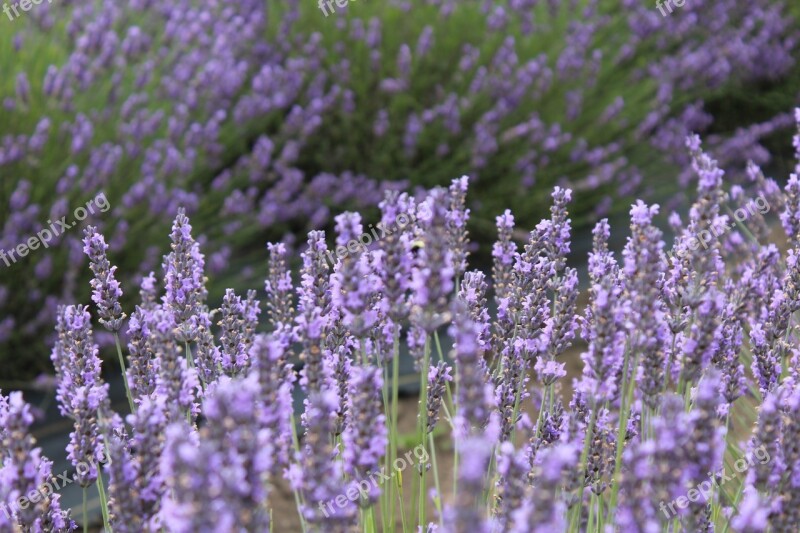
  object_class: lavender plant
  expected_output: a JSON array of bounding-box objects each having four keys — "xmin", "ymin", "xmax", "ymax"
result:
[
  {"xmin": 0, "ymin": 0, "xmax": 797, "ymax": 379},
  {"xmin": 9, "ymin": 119, "xmax": 800, "ymax": 531}
]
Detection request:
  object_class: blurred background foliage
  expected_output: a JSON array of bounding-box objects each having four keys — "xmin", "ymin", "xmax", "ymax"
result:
[{"xmin": 0, "ymin": 0, "xmax": 798, "ymax": 380}]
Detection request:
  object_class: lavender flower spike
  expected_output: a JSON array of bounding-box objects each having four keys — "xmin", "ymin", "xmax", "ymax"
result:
[
  {"xmin": 410, "ymin": 188, "xmax": 455, "ymax": 332},
  {"xmin": 249, "ymin": 333, "xmax": 294, "ymax": 472},
  {"xmin": 447, "ymin": 175, "xmax": 471, "ymax": 278},
  {"xmin": 426, "ymin": 361, "xmax": 453, "ymax": 434},
  {"xmin": 450, "ymin": 301, "xmax": 495, "ymax": 438},
  {"xmin": 0, "ymin": 391, "xmax": 75, "ymax": 532},
  {"xmin": 265, "ymin": 242, "xmax": 295, "ymax": 339},
  {"xmin": 162, "ymin": 208, "xmax": 210, "ymax": 342},
  {"xmin": 51, "ymin": 305, "xmax": 113, "ymax": 487},
  {"xmin": 126, "ymin": 395, "xmax": 168, "ymax": 529},
  {"xmin": 159, "ymin": 425, "xmax": 227, "ymax": 532},
  {"xmin": 623, "ymin": 200, "xmax": 668, "ymax": 408},
  {"xmin": 492, "ymin": 209, "xmax": 517, "ymax": 305},
  {"xmin": 218, "ymin": 288, "xmax": 249, "ymax": 376},
  {"xmin": 577, "ymin": 219, "xmax": 625, "ymax": 406},
  {"xmin": 105, "ymin": 433, "xmax": 144, "ymax": 533},
  {"xmin": 83, "ymin": 226, "xmax": 126, "ymax": 331},
  {"xmin": 342, "ymin": 366, "xmax": 387, "ymax": 506},
  {"xmin": 290, "ymin": 391, "xmax": 356, "ymax": 532},
  {"xmin": 377, "ymin": 189, "xmax": 415, "ymax": 322},
  {"xmin": 297, "ymin": 231, "xmax": 331, "ymax": 393},
  {"xmin": 331, "ymin": 212, "xmax": 380, "ymax": 338},
  {"xmin": 125, "ymin": 306, "xmax": 158, "ymax": 403},
  {"xmin": 443, "ymin": 424, "xmax": 500, "ymax": 533}
]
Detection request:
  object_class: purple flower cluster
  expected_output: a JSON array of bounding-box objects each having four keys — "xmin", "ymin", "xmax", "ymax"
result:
[
  {"xmin": 10, "ymin": 120, "xmax": 800, "ymax": 531},
  {"xmin": 2, "ymin": 0, "xmax": 796, "ymax": 378}
]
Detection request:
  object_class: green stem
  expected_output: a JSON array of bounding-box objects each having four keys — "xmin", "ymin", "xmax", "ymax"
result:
[
  {"xmin": 290, "ymin": 411, "xmax": 309, "ymax": 533},
  {"xmin": 428, "ymin": 432, "xmax": 444, "ymax": 529},
  {"xmin": 113, "ymin": 333, "xmax": 135, "ymax": 414},
  {"xmin": 397, "ymin": 467, "xmax": 408, "ymax": 533},
  {"xmin": 417, "ymin": 336, "xmax": 431, "ymax": 530},
  {"xmin": 389, "ymin": 326, "xmax": 401, "ymax": 532},
  {"xmin": 83, "ymin": 487, "xmax": 88, "ymax": 533},
  {"xmin": 184, "ymin": 341, "xmax": 195, "ymax": 370},
  {"xmin": 570, "ymin": 407, "xmax": 598, "ymax": 531},
  {"xmin": 608, "ymin": 345, "xmax": 638, "ymax": 519},
  {"xmin": 381, "ymin": 354, "xmax": 390, "ymax": 532},
  {"xmin": 96, "ymin": 473, "xmax": 111, "ymax": 532}
]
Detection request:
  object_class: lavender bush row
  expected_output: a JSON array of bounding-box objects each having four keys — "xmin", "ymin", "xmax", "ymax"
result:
[
  {"xmin": 0, "ymin": 0, "xmax": 796, "ymax": 378},
  {"xmin": 3, "ymin": 120, "xmax": 800, "ymax": 531}
]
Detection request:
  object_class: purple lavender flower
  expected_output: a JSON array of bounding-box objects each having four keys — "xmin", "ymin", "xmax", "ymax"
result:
[
  {"xmin": 125, "ymin": 306, "xmax": 158, "ymax": 403},
  {"xmin": 138, "ymin": 271, "xmax": 159, "ymax": 310},
  {"xmin": 495, "ymin": 348, "xmax": 528, "ymax": 443},
  {"xmin": 443, "ymin": 423, "xmax": 500, "ymax": 533},
  {"xmin": 459, "ymin": 270, "xmax": 492, "ymax": 352},
  {"xmin": 577, "ymin": 220, "xmax": 626, "ymax": 405},
  {"xmin": 617, "ymin": 395, "xmax": 691, "ymax": 532},
  {"xmin": 217, "ymin": 288, "xmax": 251, "ymax": 376},
  {"xmin": 149, "ymin": 308, "xmax": 200, "ymax": 423},
  {"xmin": 510, "ymin": 442, "xmax": 574, "ymax": 533},
  {"xmin": 716, "ymin": 314, "xmax": 746, "ymax": 417},
  {"xmin": 492, "ymin": 209, "xmax": 517, "ymax": 305},
  {"xmin": 126, "ymin": 395, "xmax": 168, "ymax": 529},
  {"xmin": 494, "ymin": 442, "xmax": 528, "ymax": 531},
  {"xmin": 342, "ymin": 366, "xmax": 386, "ymax": 505},
  {"xmin": 541, "ymin": 266, "xmax": 579, "ymax": 360},
  {"xmin": 159, "ymin": 424, "xmax": 230, "ymax": 532},
  {"xmin": 290, "ymin": 390, "xmax": 356, "ymax": 531},
  {"xmin": 297, "ymin": 232, "xmax": 331, "ymax": 393},
  {"xmin": 200, "ymin": 376, "xmax": 274, "ymax": 530},
  {"xmin": 410, "ymin": 188, "xmax": 455, "ymax": 332},
  {"xmin": 0, "ymin": 391, "xmax": 75, "ymax": 531},
  {"xmin": 584, "ymin": 408, "xmax": 616, "ymax": 495},
  {"xmin": 265, "ymin": 241, "xmax": 295, "ymax": 340},
  {"xmin": 331, "ymin": 213, "xmax": 380, "ymax": 338},
  {"xmin": 447, "ymin": 176, "xmax": 471, "ymax": 277},
  {"xmin": 623, "ymin": 201, "xmax": 668, "ymax": 407},
  {"xmin": 504, "ymin": 216, "xmax": 552, "ymax": 365},
  {"xmin": 377, "ymin": 190, "xmax": 415, "ymax": 321},
  {"xmin": 326, "ymin": 344, "xmax": 352, "ymax": 436},
  {"xmin": 51, "ymin": 305, "xmax": 113, "ymax": 486},
  {"xmin": 545, "ymin": 187, "xmax": 572, "ymax": 271},
  {"xmin": 730, "ymin": 486, "xmax": 771, "ymax": 533},
  {"xmin": 249, "ymin": 333, "xmax": 294, "ymax": 472},
  {"xmin": 426, "ymin": 361, "xmax": 452, "ymax": 434},
  {"xmin": 750, "ymin": 323, "xmax": 782, "ymax": 397},
  {"xmin": 193, "ymin": 324, "xmax": 223, "ymax": 387},
  {"xmin": 162, "ymin": 209, "xmax": 210, "ymax": 342},
  {"xmin": 681, "ymin": 371, "xmax": 727, "ymax": 531},
  {"xmin": 299, "ymin": 230, "xmax": 332, "ymax": 321},
  {"xmin": 679, "ymin": 292, "xmax": 723, "ymax": 386},
  {"xmin": 450, "ymin": 302, "xmax": 495, "ymax": 438},
  {"xmin": 83, "ymin": 226, "xmax": 126, "ymax": 331},
  {"xmin": 781, "ymin": 174, "xmax": 800, "ymax": 245},
  {"xmin": 105, "ymin": 433, "xmax": 145, "ymax": 533}
]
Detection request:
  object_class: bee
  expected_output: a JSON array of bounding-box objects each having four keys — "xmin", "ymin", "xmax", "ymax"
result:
[{"xmin": 411, "ymin": 238, "xmax": 424, "ymax": 258}]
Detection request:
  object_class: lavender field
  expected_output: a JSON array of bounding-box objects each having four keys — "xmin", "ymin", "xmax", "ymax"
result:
[{"xmin": 1, "ymin": 0, "xmax": 800, "ymax": 532}]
